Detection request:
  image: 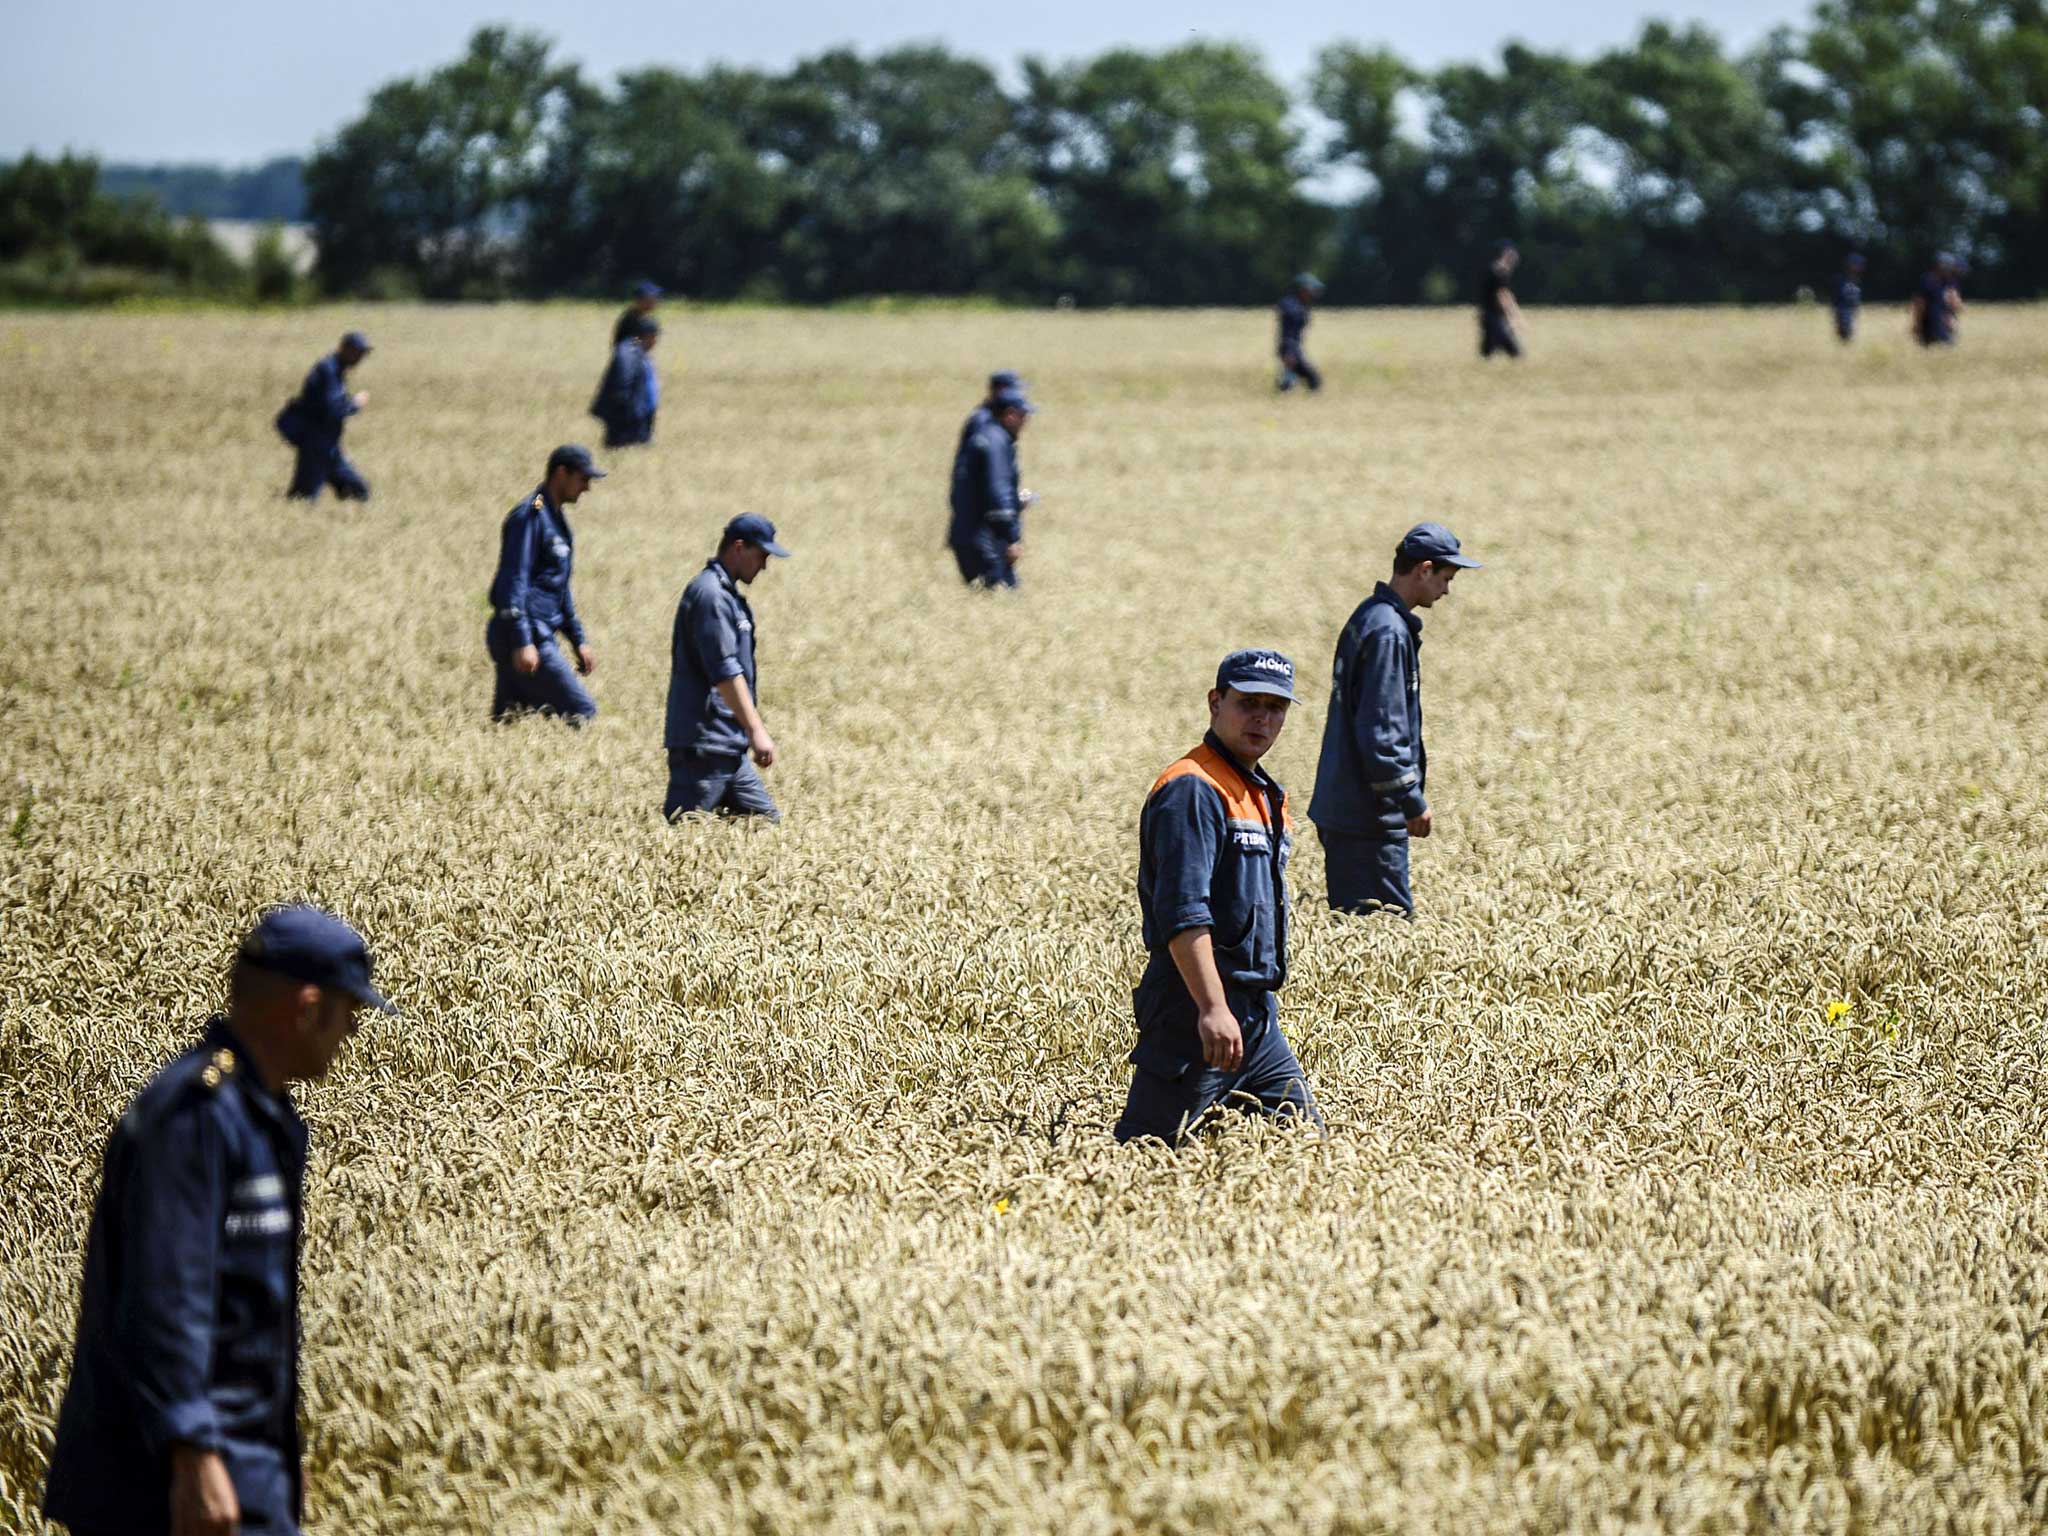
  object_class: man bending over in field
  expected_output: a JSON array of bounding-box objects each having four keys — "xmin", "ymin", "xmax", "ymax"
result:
[{"xmin": 1116, "ymin": 650, "xmax": 1322, "ymax": 1146}]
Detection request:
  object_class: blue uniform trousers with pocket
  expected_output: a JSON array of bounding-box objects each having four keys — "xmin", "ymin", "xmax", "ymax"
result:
[
  {"xmin": 664, "ymin": 750, "xmax": 780, "ymax": 821},
  {"xmin": 1115, "ymin": 991, "xmax": 1321, "ymax": 1145},
  {"xmin": 287, "ymin": 443, "xmax": 368, "ymax": 502},
  {"xmin": 486, "ymin": 617, "xmax": 595, "ymax": 724},
  {"xmin": 951, "ymin": 532, "xmax": 1018, "ymax": 590},
  {"xmin": 1320, "ymin": 828, "xmax": 1413, "ymax": 917}
]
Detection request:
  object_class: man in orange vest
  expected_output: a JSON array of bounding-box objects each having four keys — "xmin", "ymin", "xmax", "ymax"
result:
[{"xmin": 1115, "ymin": 650, "xmax": 1323, "ymax": 1145}]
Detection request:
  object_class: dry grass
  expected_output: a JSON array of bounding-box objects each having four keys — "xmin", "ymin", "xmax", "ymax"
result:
[{"xmin": 2, "ymin": 300, "xmax": 2046, "ymax": 1533}]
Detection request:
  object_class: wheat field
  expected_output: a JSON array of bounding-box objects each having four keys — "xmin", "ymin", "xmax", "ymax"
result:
[{"xmin": 1, "ymin": 300, "xmax": 2045, "ymax": 1533}]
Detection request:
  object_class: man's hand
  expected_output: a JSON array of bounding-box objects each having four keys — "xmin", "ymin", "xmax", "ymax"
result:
[
  {"xmin": 512, "ymin": 644, "xmax": 540, "ymax": 675},
  {"xmin": 1407, "ymin": 810, "xmax": 1433, "ymax": 839},
  {"xmin": 1018, "ymin": 488, "xmax": 1037, "ymax": 507},
  {"xmin": 170, "ymin": 1445, "xmax": 238, "ymax": 1536},
  {"xmin": 1005, "ymin": 542, "xmax": 1025, "ymax": 566},
  {"xmin": 1197, "ymin": 1004, "xmax": 1244, "ymax": 1072},
  {"xmin": 576, "ymin": 643, "xmax": 596, "ymax": 677},
  {"xmin": 352, "ymin": 390, "xmax": 370, "ymax": 410},
  {"xmin": 748, "ymin": 727, "xmax": 778, "ymax": 769}
]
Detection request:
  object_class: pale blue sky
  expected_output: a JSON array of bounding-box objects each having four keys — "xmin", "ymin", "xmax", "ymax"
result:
[{"xmin": 13, "ymin": 0, "xmax": 1815, "ymax": 163}]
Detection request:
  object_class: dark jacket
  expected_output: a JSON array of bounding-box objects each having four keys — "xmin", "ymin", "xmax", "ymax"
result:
[
  {"xmin": 1276, "ymin": 294, "xmax": 1310, "ymax": 354},
  {"xmin": 44, "ymin": 1020, "xmax": 308, "ymax": 1536},
  {"xmin": 274, "ymin": 353, "xmax": 356, "ymax": 449},
  {"xmin": 1132, "ymin": 733, "xmax": 1292, "ymax": 1049},
  {"xmin": 948, "ymin": 415, "xmax": 1022, "ymax": 548},
  {"xmin": 488, "ymin": 487, "xmax": 585, "ymax": 650},
  {"xmin": 665, "ymin": 558, "xmax": 758, "ymax": 757},
  {"xmin": 590, "ymin": 338, "xmax": 655, "ymax": 441},
  {"xmin": 1308, "ymin": 582, "xmax": 1426, "ymax": 836}
]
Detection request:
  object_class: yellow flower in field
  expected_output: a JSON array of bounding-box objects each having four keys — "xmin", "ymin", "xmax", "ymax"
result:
[
  {"xmin": 993, "ymin": 1198, "xmax": 1012, "ymax": 1216},
  {"xmin": 1825, "ymin": 1000, "xmax": 1852, "ymax": 1024}
]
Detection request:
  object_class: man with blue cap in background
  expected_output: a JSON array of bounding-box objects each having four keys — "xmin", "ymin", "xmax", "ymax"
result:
[
  {"xmin": 1116, "ymin": 649, "xmax": 1323, "ymax": 1146},
  {"xmin": 1275, "ymin": 273, "xmax": 1324, "ymax": 392},
  {"xmin": 665, "ymin": 513, "xmax": 791, "ymax": 821},
  {"xmin": 1912, "ymin": 252, "xmax": 1965, "ymax": 347},
  {"xmin": 1309, "ymin": 522, "xmax": 1481, "ymax": 918},
  {"xmin": 43, "ymin": 905, "xmax": 395, "ymax": 1536},
  {"xmin": 275, "ymin": 331, "xmax": 372, "ymax": 502},
  {"xmin": 1479, "ymin": 242, "xmax": 1524, "ymax": 360},
  {"xmin": 956, "ymin": 369, "xmax": 1024, "ymax": 452},
  {"xmin": 947, "ymin": 383, "xmax": 1034, "ymax": 589},
  {"xmin": 613, "ymin": 279, "xmax": 662, "ymax": 346},
  {"xmin": 591, "ymin": 316, "xmax": 659, "ymax": 447},
  {"xmin": 486, "ymin": 444, "xmax": 605, "ymax": 726},
  {"xmin": 1831, "ymin": 252, "xmax": 1865, "ymax": 343}
]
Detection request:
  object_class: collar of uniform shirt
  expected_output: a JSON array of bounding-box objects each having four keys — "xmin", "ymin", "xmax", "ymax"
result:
[{"xmin": 1201, "ymin": 729, "xmax": 1279, "ymax": 803}]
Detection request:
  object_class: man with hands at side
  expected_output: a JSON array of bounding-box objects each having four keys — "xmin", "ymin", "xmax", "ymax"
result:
[
  {"xmin": 1115, "ymin": 650, "xmax": 1323, "ymax": 1146},
  {"xmin": 485, "ymin": 444, "xmax": 606, "ymax": 726}
]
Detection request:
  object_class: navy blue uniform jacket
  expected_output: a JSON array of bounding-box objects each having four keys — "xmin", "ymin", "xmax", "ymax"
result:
[
  {"xmin": 591, "ymin": 339, "xmax": 654, "ymax": 433},
  {"xmin": 665, "ymin": 559, "xmax": 758, "ymax": 757},
  {"xmin": 275, "ymin": 353, "xmax": 356, "ymax": 449},
  {"xmin": 1308, "ymin": 582, "xmax": 1427, "ymax": 835},
  {"xmin": 44, "ymin": 1020, "xmax": 308, "ymax": 1536},
  {"xmin": 1276, "ymin": 294, "xmax": 1310, "ymax": 355},
  {"xmin": 948, "ymin": 416, "xmax": 1023, "ymax": 549},
  {"xmin": 489, "ymin": 487, "xmax": 586, "ymax": 651},
  {"xmin": 1133, "ymin": 734, "xmax": 1292, "ymax": 1049}
]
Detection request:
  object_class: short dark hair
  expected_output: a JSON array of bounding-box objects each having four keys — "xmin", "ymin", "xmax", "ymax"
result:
[{"xmin": 1393, "ymin": 551, "xmax": 1427, "ymax": 576}]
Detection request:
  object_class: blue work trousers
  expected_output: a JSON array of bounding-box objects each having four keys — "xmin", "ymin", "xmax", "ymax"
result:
[
  {"xmin": 486, "ymin": 618, "xmax": 595, "ymax": 725},
  {"xmin": 951, "ymin": 533, "xmax": 1018, "ymax": 590},
  {"xmin": 664, "ymin": 750, "xmax": 780, "ymax": 821},
  {"xmin": 287, "ymin": 444, "xmax": 369, "ymax": 502},
  {"xmin": 1320, "ymin": 828, "xmax": 1413, "ymax": 917},
  {"xmin": 1115, "ymin": 995, "xmax": 1321, "ymax": 1146},
  {"xmin": 1277, "ymin": 348, "xmax": 1322, "ymax": 392},
  {"xmin": 1479, "ymin": 316, "xmax": 1521, "ymax": 359}
]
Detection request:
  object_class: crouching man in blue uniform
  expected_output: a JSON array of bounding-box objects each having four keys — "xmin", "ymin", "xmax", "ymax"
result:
[
  {"xmin": 947, "ymin": 386, "xmax": 1033, "ymax": 589},
  {"xmin": 664, "ymin": 512, "xmax": 791, "ymax": 821},
  {"xmin": 1309, "ymin": 522, "xmax": 1481, "ymax": 917},
  {"xmin": 42, "ymin": 905, "xmax": 395, "ymax": 1536},
  {"xmin": 275, "ymin": 331, "xmax": 371, "ymax": 502},
  {"xmin": 1116, "ymin": 650, "xmax": 1324, "ymax": 1146},
  {"xmin": 486, "ymin": 444, "xmax": 606, "ymax": 725}
]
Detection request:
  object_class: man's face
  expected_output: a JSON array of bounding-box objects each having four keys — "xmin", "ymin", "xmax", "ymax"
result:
[
  {"xmin": 552, "ymin": 468, "xmax": 592, "ymax": 505},
  {"xmin": 1209, "ymin": 686, "xmax": 1290, "ymax": 765},
  {"xmin": 1410, "ymin": 562, "xmax": 1459, "ymax": 608},
  {"xmin": 340, "ymin": 344, "xmax": 367, "ymax": 369},
  {"xmin": 729, "ymin": 541, "xmax": 772, "ymax": 583},
  {"xmin": 636, "ymin": 295, "xmax": 657, "ymax": 313},
  {"xmin": 999, "ymin": 406, "xmax": 1028, "ymax": 437},
  {"xmin": 640, "ymin": 334, "xmax": 658, "ymax": 353},
  {"xmin": 295, "ymin": 987, "xmax": 364, "ymax": 1081}
]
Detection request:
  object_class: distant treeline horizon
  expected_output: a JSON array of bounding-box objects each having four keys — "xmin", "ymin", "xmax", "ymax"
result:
[{"xmin": 7, "ymin": 0, "xmax": 2044, "ymax": 307}]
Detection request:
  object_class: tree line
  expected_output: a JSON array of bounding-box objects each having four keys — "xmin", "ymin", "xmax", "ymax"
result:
[{"xmin": 303, "ymin": 2, "xmax": 2047, "ymax": 306}]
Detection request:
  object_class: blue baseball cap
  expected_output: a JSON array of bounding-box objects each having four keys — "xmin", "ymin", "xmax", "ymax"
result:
[
  {"xmin": 723, "ymin": 512, "xmax": 790, "ymax": 557},
  {"xmin": 547, "ymin": 444, "xmax": 607, "ymax": 479},
  {"xmin": 340, "ymin": 330, "xmax": 372, "ymax": 354},
  {"xmin": 992, "ymin": 386, "xmax": 1036, "ymax": 415},
  {"xmin": 634, "ymin": 280, "xmax": 662, "ymax": 299},
  {"xmin": 1397, "ymin": 522, "xmax": 1482, "ymax": 569},
  {"xmin": 988, "ymin": 370, "xmax": 1023, "ymax": 391},
  {"xmin": 1216, "ymin": 648, "xmax": 1299, "ymax": 702},
  {"xmin": 1293, "ymin": 272, "xmax": 1325, "ymax": 295},
  {"xmin": 238, "ymin": 905, "xmax": 396, "ymax": 1015}
]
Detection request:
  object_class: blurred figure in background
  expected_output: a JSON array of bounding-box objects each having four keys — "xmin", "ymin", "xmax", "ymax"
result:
[
  {"xmin": 664, "ymin": 513, "xmax": 790, "ymax": 822},
  {"xmin": 613, "ymin": 279, "xmax": 661, "ymax": 346},
  {"xmin": 275, "ymin": 330, "xmax": 371, "ymax": 502},
  {"xmin": 591, "ymin": 316, "xmax": 659, "ymax": 448},
  {"xmin": 1478, "ymin": 242, "xmax": 1524, "ymax": 360},
  {"xmin": 1831, "ymin": 252, "xmax": 1865, "ymax": 343},
  {"xmin": 947, "ymin": 385, "xmax": 1034, "ymax": 589},
  {"xmin": 42, "ymin": 905, "xmax": 394, "ymax": 1536},
  {"xmin": 957, "ymin": 369, "xmax": 1024, "ymax": 451},
  {"xmin": 1275, "ymin": 273, "xmax": 1324, "ymax": 392},
  {"xmin": 1309, "ymin": 522, "xmax": 1481, "ymax": 918},
  {"xmin": 486, "ymin": 445, "xmax": 605, "ymax": 726},
  {"xmin": 1912, "ymin": 252, "xmax": 1964, "ymax": 347}
]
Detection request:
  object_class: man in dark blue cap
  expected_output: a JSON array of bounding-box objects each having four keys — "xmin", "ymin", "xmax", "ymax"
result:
[
  {"xmin": 275, "ymin": 331, "xmax": 372, "ymax": 502},
  {"xmin": 1831, "ymin": 252, "xmax": 1865, "ymax": 343},
  {"xmin": 486, "ymin": 444, "xmax": 605, "ymax": 726},
  {"xmin": 665, "ymin": 512, "xmax": 791, "ymax": 821},
  {"xmin": 947, "ymin": 385, "xmax": 1033, "ymax": 588},
  {"xmin": 955, "ymin": 370, "xmax": 1024, "ymax": 453},
  {"xmin": 1479, "ymin": 243, "xmax": 1523, "ymax": 360},
  {"xmin": 1309, "ymin": 522, "xmax": 1481, "ymax": 918},
  {"xmin": 1116, "ymin": 649, "xmax": 1323, "ymax": 1147},
  {"xmin": 1275, "ymin": 274, "xmax": 1324, "ymax": 392},
  {"xmin": 1912, "ymin": 252, "xmax": 1964, "ymax": 347},
  {"xmin": 613, "ymin": 280, "xmax": 662, "ymax": 346},
  {"xmin": 591, "ymin": 316, "xmax": 659, "ymax": 447},
  {"xmin": 43, "ymin": 905, "xmax": 394, "ymax": 1536}
]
